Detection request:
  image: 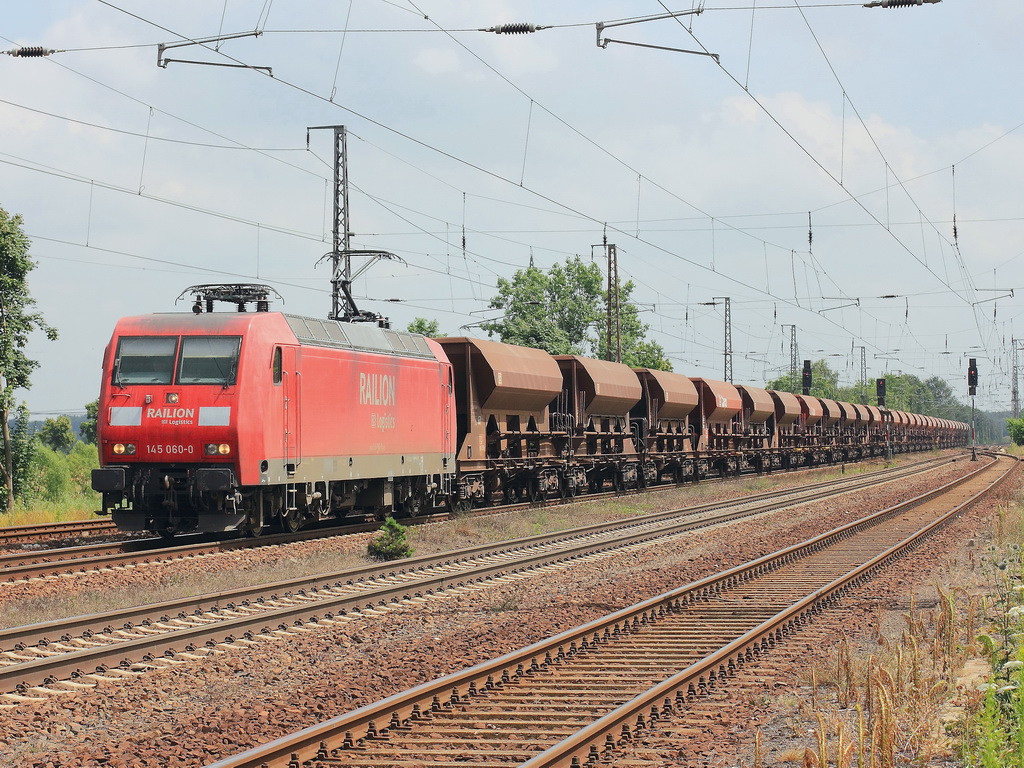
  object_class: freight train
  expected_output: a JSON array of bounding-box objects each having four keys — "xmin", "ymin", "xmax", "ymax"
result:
[{"xmin": 91, "ymin": 285, "xmax": 970, "ymax": 537}]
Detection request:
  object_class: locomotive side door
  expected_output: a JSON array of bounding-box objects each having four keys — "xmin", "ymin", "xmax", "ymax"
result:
[{"xmin": 281, "ymin": 345, "xmax": 302, "ymax": 477}]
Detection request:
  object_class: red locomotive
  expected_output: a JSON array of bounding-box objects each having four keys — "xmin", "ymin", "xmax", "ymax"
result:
[
  {"xmin": 92, "ymin": 284, "xmax": 969, "ymax": 537},
  {"xmin": 92, "ymin": 285, "xmax": 455, "ymax": 536}
]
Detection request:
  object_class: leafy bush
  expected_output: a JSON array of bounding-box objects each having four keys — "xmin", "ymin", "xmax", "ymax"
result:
[
  {"xmin": 367, "ymin": 517, "xmax": 413, "ymax": 561},
  {"xmin": 1008, "ymin": 417, "xmax": 1024, "ymax": 446},
  {"xmin": 30, "ymin": 444, "xmax": 71, "ymax": 503}
]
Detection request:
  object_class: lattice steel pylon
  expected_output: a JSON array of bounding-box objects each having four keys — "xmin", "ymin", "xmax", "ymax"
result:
[
  {"xmin": 782, "ymin": 324, "xmax": 798, "ymax": 392},
  {"xmin": 1013, "ymin": 337, "xmax": 1024, "ymax": 419},
  {"xmin": 714, "ymin": 297, "xmax": 732, "ymax": 383}
]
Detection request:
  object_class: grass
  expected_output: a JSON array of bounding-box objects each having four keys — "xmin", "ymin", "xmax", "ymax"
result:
[
  {"xmin": 755, "ymin": 470, "xmax": 1024, "ymax": 768},
  {"xmin": 0, "ymin": 494, "xmax": 99, "ymax": 527}
]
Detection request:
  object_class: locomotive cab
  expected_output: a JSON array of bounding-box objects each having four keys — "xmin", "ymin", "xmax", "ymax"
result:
[{"xmin": 93, "ymin": 318, "xmax": 254, "ymax": 536}]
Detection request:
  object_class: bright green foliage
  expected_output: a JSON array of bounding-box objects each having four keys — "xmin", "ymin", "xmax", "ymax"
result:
[
  {"xmin": 768, "ymin": 360, "xmax": 984, "ymax": 428},
  {"xmin": 30, "ymin": 444, "xmax": 72, "ymax": 503},
  {"xmin": 1008, "ymin": 418, "xmax": 1024, "ymax": 446},
  {"xmin": 767, "ymin": 359, "xmax": 843, "ymax": 399},
  {"xmin": 593, "ymin": 279, "xmax": 673, "ymax": 370},
  {"xmin": 367, "ymin": 516, "xmax": 414, "ymax": 561},
  {"xmin": 66, "ymin": 442, "xmax": 99, "ymax": 496},
  {"xmin": 15, "ymin": 441, "xmax": 99, "ymax": 505},
  {"xmin": 79, "ymin": 400, "xmax": 98, "ymax": 444},
  {"xmin": 481, "ymin": 256, "xmax": 671, "ymax": 370},
  {"xmin": 0, "ymin": 206, "xmax": 57, "ymax": 511},
  {"xmin": 9, "ymin": 404, "xmax": 35, "ymax": 508},
  {"xmin": 40, "ymin": 415, "xmax": 75, "ymax": 453},
  {"xmin": 406, "ymin": 317, "xmax": 445, "ymax": 337}
]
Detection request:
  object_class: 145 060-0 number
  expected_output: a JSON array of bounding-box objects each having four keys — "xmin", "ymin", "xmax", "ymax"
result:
[{"xmin": 145, "ymin": 444, "xmax": 195, "ymax": 455}]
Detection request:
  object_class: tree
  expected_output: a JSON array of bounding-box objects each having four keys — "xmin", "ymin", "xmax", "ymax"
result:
[
  {"xmin": 40, "ymin": 415, "xmax": 76, "ymax": 453},
  {"xmin": 80, "ymin": 399, "xmax": 98, "ymax": 444},
  {"xmin": 367, "ymin": 516, "xmax": 413, "ymax": 560},
  {"xmin": 0, "ymin": 207, "xmax": 57, "ymax": 512},
  {"xmin": 406, "ymin": 318, "xmax": 445, "ymax": 337},
  {"xmin": 1007, "ymin": 417, "xmax": 1024, "ymax": 446},
  {"xmin": 9, "ymin": 403, "xmax": 36, "ymax": 507},
  {"xmin": 593, "ymin": 279, "xmax": 672, "ymax": 371},
  {"xmin": 481, "ymin": 256, "xmax": 671, "ymax": 370},
  {"xmin": 766, "ymin": 359, "xmax": 841, "ymax": 398}
]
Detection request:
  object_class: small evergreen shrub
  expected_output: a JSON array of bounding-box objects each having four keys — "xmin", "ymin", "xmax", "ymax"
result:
[{"xmin": 367, "ymin": 517, "xmax": 413, "ymax": 561}]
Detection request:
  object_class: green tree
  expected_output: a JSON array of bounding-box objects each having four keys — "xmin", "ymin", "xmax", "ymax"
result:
[
  {"xmin": 1007, "ymin": 418, "xmax": 1024, "ymax": 446},
  {"xmin": 406, "ymin": 318, "xmax": 445, "ymax": 337},
  {"xmin": 482, "ymin": 256, "xmax": 671, "ymax": 370},
  {"xmin": 80, "ymin": 399, "xmax": 98, "ymax": 444},
  {"xmin": 9, "ymin": 403, "xmax": 36, "ymax": 506},
  {"xmin": 66, "ymin": 441, "xmax": 99, "ymax": 496},
  {"xmin": 0, "ymin": 207, "xmax": 58, "ymax": 512},
  {"xmin": 367, "ymin": 516, "xmax": 413, "ymax": 561},
  {"xmin": 767, "ymin": 359, "xmax": 841, "ymax": 398},
  {"xmin": 40, "ymin": 415, "xmax": 75, "ymax": 453},
  {"xmin": 593, "ymin": 279, "xmax": 672, "ymax": 371}
]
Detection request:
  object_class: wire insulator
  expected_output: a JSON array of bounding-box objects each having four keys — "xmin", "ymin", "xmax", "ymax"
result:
[
  {"xmin": 488, "ymin": 23, "xmax": 538, "ymax": 35},
  {"xmin": 864, "ymin": 0, "xmax": 940, "ymax": 7},
  {"xmin": 7, "ymin": 46, "xmax": 55, "ymax": 57}
]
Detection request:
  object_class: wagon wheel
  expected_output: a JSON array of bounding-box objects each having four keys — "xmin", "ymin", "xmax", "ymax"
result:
[
  {"xmin": 448, "ymin": 496, "xmax": 471, "ymax": 516},
  {"xmin": 528, "ymin": 480, "xmax": 542, "ymax": 503},
  {"xmin": 282, "ymin": 507, "xmax": 302, "ymax": 534},
  {"xmin": 156, "ymin": 524, "xmax": 178, "ymax": 540},
  {"xmin": 612, "ymin": 472, "xmax": 623, "ymax": 492}
]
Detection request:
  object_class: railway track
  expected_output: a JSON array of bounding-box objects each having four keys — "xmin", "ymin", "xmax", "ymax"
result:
[
  {"xmin": 0, "ymin": 518, "xmax": 118, "ymax": 547},
  {"xmin": 202, "ymin": 453, "xmax": 1015, "ymax": 768},
  {"xmin": 0, "ymin": 454, "xmax": 964, "ymax": 703},
  {"xmin": 0, "ymin": 455, "xmax": 951, "ymax": 581}
]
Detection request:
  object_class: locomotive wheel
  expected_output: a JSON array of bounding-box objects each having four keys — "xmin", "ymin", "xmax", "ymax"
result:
[
  {"xmin": 282, "ymin": 508, "xmax": 302, "ymax": 534},
  {"xmin": 156, "ymin": 525, "xmax": 178, "ymax": 540}
]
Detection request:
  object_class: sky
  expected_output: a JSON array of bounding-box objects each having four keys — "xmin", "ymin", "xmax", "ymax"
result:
[{"xmin": 1, "ymin": 0, "xmax": 1022, "ymax": 416}]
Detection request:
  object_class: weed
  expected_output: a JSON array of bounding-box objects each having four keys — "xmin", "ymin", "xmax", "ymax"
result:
[{"xmin": 490, "ymin": 592, "xmax": 521, "ymax": 612}]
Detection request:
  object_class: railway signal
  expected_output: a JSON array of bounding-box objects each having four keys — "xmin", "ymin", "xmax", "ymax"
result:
[
  {"xmin": 801, "ymin": 360, "xmax": 812, "ymax": 395},
  {"xmin": 876, "ymin": 378, "xmax": 886, "ymax": 407},
  {"xmin": 967, "ymin": 358, "xmax": 978, "ymax": 396}
]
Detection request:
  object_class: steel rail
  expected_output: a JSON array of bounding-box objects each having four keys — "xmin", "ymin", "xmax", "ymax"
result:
[
  {"xmin": 0, "ymin": 454, "xmax": 951, "ymax": 649},
  {"xmin": 201, "ymin": 455, "xmax": 1013, "ymax": 768},
  {"xmin": 0, "ymin": 518, "xmax": 117, "ymax": 545},
  {"xmin": 0, "ymin": 454, "xmax": 959, "ymax": 697},
  {"xmin": 0, "ymin": 455, "xmax": 951, "ymax": 581}
]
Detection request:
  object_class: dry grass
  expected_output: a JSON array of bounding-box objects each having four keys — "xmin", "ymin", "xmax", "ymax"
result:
[
  {"xmin": 0, "ymin": 499, "xmax": 97, "ymax": 527},
  {"xmin": 754, "ymin": 480, "xmax": 1023, "ymax": 767}
]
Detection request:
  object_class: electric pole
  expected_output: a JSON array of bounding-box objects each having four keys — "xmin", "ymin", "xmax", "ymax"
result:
[
  {"xmin": 781, "ymin": 324, "xmax": 798, "ymax": 393},
  {"xmin": 307, "ymin": 124, "xmax": 400, "ymax": 325},
  {"xmin": 594, "ymin": 237, "xmax": 621, "ymax": 363},
  {"xmin": 1013, "ymin": 338, "xmax": 1023, "ymax": 419},
  {"xmin": 853, "ymin": 345, "xmax": 867, "ymax": 404},
  {"xmin": 713, "ymin": 297, "xmax": 732, "ymax": 383}
]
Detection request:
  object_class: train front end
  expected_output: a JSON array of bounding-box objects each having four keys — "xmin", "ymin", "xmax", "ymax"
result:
[{"xmin": 92, "ymin": 311, "xmax": 256, "ymax": 536}]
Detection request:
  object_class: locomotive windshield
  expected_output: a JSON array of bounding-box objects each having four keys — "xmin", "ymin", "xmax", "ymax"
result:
[
  {"xmin": 113, "ymin": 337, "xmax": 178, "ymax": 385},
  {"xmin": 178, "ymin": 336, "xmax": 241, "ymax": 385},
  {"xmin": 111, "ymin": 335, "xmax": 241, "ymax": 386}
]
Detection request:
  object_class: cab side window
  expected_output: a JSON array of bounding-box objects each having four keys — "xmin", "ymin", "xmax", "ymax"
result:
[{"xmin": 272, "ymin": 347, "xmax": 282, "ymax": 385}]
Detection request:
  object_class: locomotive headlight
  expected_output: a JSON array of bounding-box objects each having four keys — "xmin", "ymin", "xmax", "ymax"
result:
[
  {"xmin": 113, "ymin": 443, "xmax": 136, "ymax": 455},
  {"xmin": 205, "ymin": 443, "xmax": 231, "ymax": 456},
  {"xmin": 113, "ymin": 443, "xmax": 125, "ymax": 455},
  {"xmin": 166, "ymin": 392, "xmax": 179, "ymax": 404},
  {"xmin": 218, "ymin": 443, "xmax": 231, "ymax": 455}
]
